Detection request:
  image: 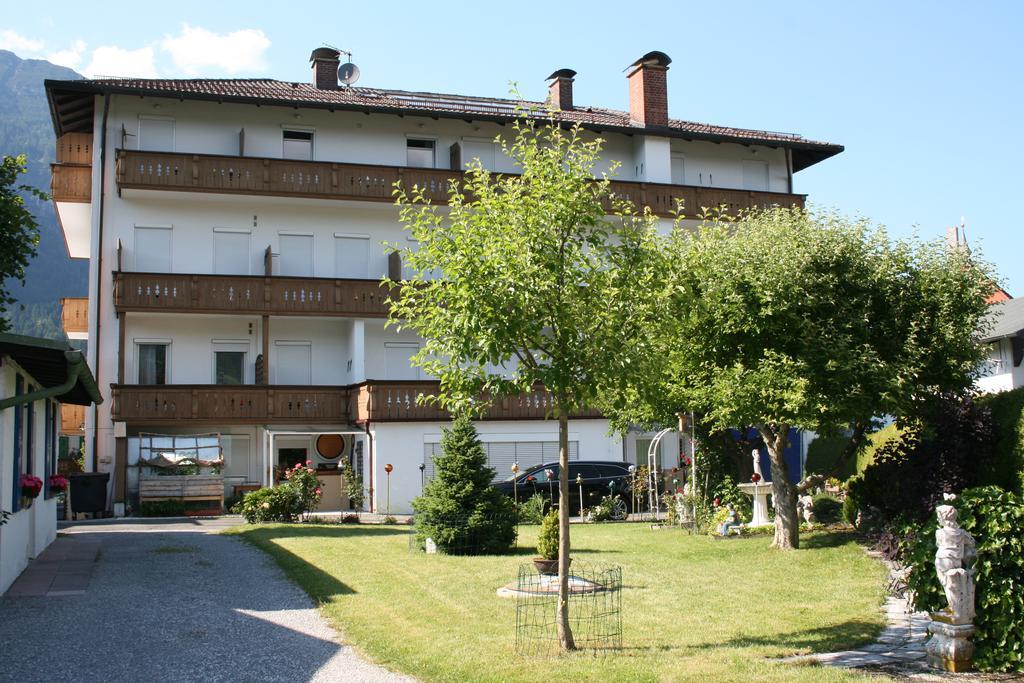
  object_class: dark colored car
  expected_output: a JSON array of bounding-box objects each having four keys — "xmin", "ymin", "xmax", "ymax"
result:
[{"xmin": 493, "ymin": 460, "xmax": 635, "ymax": 517}]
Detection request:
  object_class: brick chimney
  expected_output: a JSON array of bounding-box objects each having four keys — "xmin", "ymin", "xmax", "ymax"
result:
[
  {"xmin": 310, "ymin": 47, "xmax": 341, "ymax": 90},
  {"xmin": 546, "ymin": 69, "xmax": 577, "ymax": 111},
  {"xmin": 626, "ymin": 51, "xmax": 671, "ymax": 126}
]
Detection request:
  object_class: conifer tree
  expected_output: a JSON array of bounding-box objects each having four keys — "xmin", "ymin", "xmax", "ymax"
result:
[{"xmin": 412, "ymin": 413, "xmax": 516, "ymax": 554}]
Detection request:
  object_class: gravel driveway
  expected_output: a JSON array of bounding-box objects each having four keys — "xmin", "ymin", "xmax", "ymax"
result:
[{"xmin": 0, "ymin": 518, "xmax": 411, "ymax": 683}]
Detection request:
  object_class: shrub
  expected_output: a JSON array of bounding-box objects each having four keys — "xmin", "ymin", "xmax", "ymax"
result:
[
  {"xmin": 282, "ymin": 462, "xmax": 323, "ymax": 518},
  {"xmin": 518, "ymin": 493, "xmax": 547, "ymax": 525},
  {"xmin": 903, "ymin": 486, "xmax": 1024, "ymax": 672},
  {"xmin": 341, "ymin": 513, "xmax": 361, "ymax": 524},
  {"xmin": 140, "ymin": 499, "xmax": 185, "ymax": 517},
  {"xmin": 537, "ymin": 509, "xmax": 559, "ymax": 560},
  {"xmin": 412, "ymin": 414, "xmax": 516, "ymax": 554},
  {"xmin": 846, "ymin": 394, "xmax": 994, "ymax": 525},
  {"xmin": 237, "ymin": 485, "xmax": 303, "ymax": 523},
  {"xmin": 842, "ymin": 494, "xmax": 858, "ymax": 525},
  {"xmin": 340, "ymin": 458, "xmax": 366, "ymax": 510},
  {"xmin": 856, "ymin": 423, "xmax": 902, "ymax": 474},
  {"xmin": 587, "ymin": 494, "xmax": 623, "ymax": 522},
  {"xmin": 978, "ymin": 386, "xmax": 1024, "ymax": 495},
  {"xmin": 811, "ymin": 494, "xmax": 842, "ymax": 524}
]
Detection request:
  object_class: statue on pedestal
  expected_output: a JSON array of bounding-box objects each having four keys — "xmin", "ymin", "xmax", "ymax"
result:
[
  {"xmin": 926, "ymin": 495, "xmax": 977, "ymax": 672},
  {"xmin": 751, "ymin": 449, "xmax": 763, "ymax": 481}
]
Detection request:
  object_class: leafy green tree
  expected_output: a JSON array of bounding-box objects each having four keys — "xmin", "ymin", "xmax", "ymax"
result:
[
  {"xmin": 412, "ymin": 413, "xmax": 516, "ymax": 554},
  {"xmin": 0, "ymin": 154, "xmax": 45, "ymax": 332},
  {"xmin": 608, "ymin": 206, "xmax": 994, "ymax": 549},
  {"xmin": 389, "ymin": 109, "xmax": 661, "ymax": 649}
]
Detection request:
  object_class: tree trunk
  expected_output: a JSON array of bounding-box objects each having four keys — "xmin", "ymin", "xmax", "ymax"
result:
[
  {"xmin": 758, "ymin": 424, "xmax": 800, "ymax": 550},
  {"xmin": 556, "ymin": 407, "xmax": 576, "ymax": 650}
]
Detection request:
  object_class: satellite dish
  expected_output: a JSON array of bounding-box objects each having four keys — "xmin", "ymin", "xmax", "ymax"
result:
[{"xmin": 338, "ymin": 62, "xmax": 360, "ymax": 86}]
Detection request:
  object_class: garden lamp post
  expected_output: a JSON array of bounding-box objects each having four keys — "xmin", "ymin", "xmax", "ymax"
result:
[
  {"xmin": 628, "ymin": 464, "xmax": 637, "ymax": 516},
  {"xmin": 545, "ymin": 468, "xmax": 555, "ymax": 508},
  {"xmin": 576, "ymin": 472, "xmax": 584, "ymax": 518},
  {"xmin": 418, "ymin": 462, "xmax": 425, "ymax": 493},
  {"xmin": 384, "ymin": 463, "xmax": 393, "ymax": 516},
  {"xmin": 511, "ymin": 462, "xmax": 520, "ymax": 547}
]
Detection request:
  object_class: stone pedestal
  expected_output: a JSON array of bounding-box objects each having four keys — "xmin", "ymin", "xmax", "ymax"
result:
[
  {"xmin": 925, "ymin": 616, "xmax": 974, "ymax": 672},
  {"xmin": 738, "ymin": 483, "xmax": 773, "ymax": 527}
]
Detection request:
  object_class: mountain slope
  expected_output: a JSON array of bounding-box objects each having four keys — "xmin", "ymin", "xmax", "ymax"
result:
[{"xmin": 0, "ymin": 49, "xmax": 88, "ymax": 330}]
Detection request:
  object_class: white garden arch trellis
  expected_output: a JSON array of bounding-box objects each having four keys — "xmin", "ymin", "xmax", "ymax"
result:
[{"xmin": 644, "ymin": 413, "xmax": 697, "ymax": 519}]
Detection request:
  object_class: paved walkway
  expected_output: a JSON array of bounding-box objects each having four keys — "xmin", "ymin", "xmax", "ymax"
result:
[{"xmin": 0, "ymin": 518, "xmax": 412, "ymax": 683}]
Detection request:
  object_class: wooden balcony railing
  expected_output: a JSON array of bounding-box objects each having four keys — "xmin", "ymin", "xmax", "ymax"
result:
[
  {"xmin": 51, "ymin": 163, "xmax": 91, "ymax": 202},
  {"xmin": 113, "ymin": 271, "xmax": 393, "ymax": 317},
  {"xmin": 353, "ymin": 381, "xmax": 604, "ymax": 423},
  {"xmin": 61, "ymin": 403, "xmax": 86, "ymax": 434},
  {"xmin": 116, "ymin": 149, "xmax": 805, "ymax": 218},
  {"xmin": 111, "ymin": 382, "xmax": 603, "ymax": 424},
  {"xmin": 111, "ymin": 384, "xmax": 351, "ymax": 424},
  {"xmin": 61, "ymin": 297, "xmax": 88, "ymax": 335},
  {"xmin": 56, "ymin": 133, "xmax": 93, "ymax": 165}
]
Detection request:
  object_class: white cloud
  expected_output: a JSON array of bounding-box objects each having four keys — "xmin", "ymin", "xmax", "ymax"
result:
[
  {"xmin": 83, "ymin": 44, "xmax": 158, "ymax": 78},
  {"xmin": 0, "ymin": 29, "xmax": 44, "ymax": 54},
  {"xmin": 47, "ymin": 40, "xmax": 87, "ymax": 70},
  {"xmin": 160, "ymin": 24, "xmax": 269, "ymax": 76}
]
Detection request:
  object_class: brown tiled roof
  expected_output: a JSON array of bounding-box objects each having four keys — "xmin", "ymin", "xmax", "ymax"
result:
[{"xmin": 45, "ymin": 78, "xmax": 843, "ymax": 170}]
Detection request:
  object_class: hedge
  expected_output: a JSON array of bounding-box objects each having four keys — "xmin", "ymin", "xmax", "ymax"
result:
[{"xmin": 978, "ymin": 386, "xmax": 1024, "ymax": 495}]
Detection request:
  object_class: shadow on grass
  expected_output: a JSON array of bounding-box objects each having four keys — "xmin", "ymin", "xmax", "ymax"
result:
[
  {"xmin": 691, "ymin": 619, "xmax": 881, "ymax": 654},
  {"xmin": 801, "ymin": 531, "xmax": 859, "ymax": 549}
]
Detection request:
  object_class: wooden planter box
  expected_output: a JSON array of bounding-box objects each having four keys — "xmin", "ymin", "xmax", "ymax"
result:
[{"xmin": 139, "ymin": 474, "xmax": 224, "ymax": 516}]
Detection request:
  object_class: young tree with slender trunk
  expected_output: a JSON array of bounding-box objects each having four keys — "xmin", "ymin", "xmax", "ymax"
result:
[
  {"xmin": 605, "ymin": 206, "xmax": 994, "ymax": 549},
  {"xmin": 388, "ymin": 110, "xmax": 662, "ymax": 649}
]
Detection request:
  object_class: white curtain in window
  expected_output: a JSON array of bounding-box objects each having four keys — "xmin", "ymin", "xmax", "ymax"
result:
[
  {"xmin": 334, "ymin": 235, "xmax": 370, "ymax": 278},
  {"xmin": 278, "ymin": 234, "xmax": 314, "ymax": 276},
  {"xmin": 213, "ymin": 230, "xmax": 251, "ymax": 275},
  {"xmin": 139, "ymin": 117, "xmax": 175, "ymax": 152}
]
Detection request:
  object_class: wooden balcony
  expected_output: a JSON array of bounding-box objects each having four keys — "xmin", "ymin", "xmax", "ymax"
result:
[
  {"xmin": 57, "ymin": 133, "xmax": 93, "ymax": 164},
  {"xmin": 352, "ymin": 381, "xmax": 604, "ymax": 423},
  {"xmin": 113, "ymin": 271, "xmax": 393, "ymax": 317},
  {"xmin": 110, "ymin": 381, "xmax": 604, "ymax": 425},
  {"xmin": 61, "ymin": 297, "xmax": 88, "ymax": 335},
  {"xmin": 51, "ymin": 133, "xmax": 93, "ymax": 203},
  {"xmin": 111, "ymin": 384, "xmax": 351, "ymax": 424},
  {"xmin": 61, "ymin": 403, "xmax": 86, "ymax": 435},
  {"xmin": 116, "ymin": 149, "xmax": 805, "ymax": 218}
]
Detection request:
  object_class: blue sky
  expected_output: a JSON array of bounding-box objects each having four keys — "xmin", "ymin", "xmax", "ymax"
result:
[{"xmin": 5, "ymin": 1, "xmax": 1021, "ymax": 290}]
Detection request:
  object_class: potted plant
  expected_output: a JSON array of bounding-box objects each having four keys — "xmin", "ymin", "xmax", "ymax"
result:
[
  {"xmin": 533, "ymin": 509, "xmax": 570, "ymax": 575},
  {"xmin": 48, "ymin": 474, "xmax": 69, "ymax": 497},
  {"xmin": 19, "ymin": 474, "xmax": 43, "ymax": 508}
]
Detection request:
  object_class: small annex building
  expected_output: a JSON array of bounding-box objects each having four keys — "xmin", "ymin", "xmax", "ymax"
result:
[{"xmin": 0, "ymin": 333, "xmax": 102, "ymax": 593}]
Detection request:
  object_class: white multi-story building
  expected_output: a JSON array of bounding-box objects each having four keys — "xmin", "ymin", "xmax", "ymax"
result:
[{"xmin": 45, "ymin": 49, "xmax": 842, "ymax": 514}]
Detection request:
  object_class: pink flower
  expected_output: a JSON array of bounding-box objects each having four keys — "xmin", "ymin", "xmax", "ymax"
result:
[
  {"xmin": 306, "ymin": 460, "xmax": 312, "ymax": 466},
  {"xmin": 314, "ymin": 488, "xmax": 322, "ymax": 495}
]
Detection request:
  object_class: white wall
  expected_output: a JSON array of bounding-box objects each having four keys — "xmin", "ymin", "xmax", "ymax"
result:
[
  {"xmin": 369, "ymin": 419, "xmax": 621, "ymax": 514},
  {"xmin": 976, "ymin": 338, "xmax": 1024, "ymax": 394},
  {"xmin": 0, "ymin": 357, "xmax": 60, "ymax": 594}
]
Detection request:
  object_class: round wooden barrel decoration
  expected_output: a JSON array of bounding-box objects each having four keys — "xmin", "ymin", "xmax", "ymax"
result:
[{"xmin": 316, "ymin": 434, "xmax": 346, "ymax": 460}]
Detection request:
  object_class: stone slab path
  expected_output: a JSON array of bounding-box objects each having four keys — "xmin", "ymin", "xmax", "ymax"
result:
[{"xmin": 0, "ymin": 518, "xmax": 413, "ymax": 683}]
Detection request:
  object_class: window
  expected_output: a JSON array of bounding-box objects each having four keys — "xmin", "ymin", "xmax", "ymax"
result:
[
  {"xmin": 385, "ymin": 342, "xmax": 420, "ymax": 380},
  {"xmin": 406, "ymin": 138, "xmax": 436, "ymax": 168},
  {"xmin": 742, "ymin": 160, "xmax": 769, "ymax": 192},
  {"xmin": 278, "ymin": 233, "xmax": 313, "ymax": 277},
  {"xmin": 223, "ymin": 435, "xmax": 254, "ymax": 481},
  {"xmin": 134, "ymin": 226, "xmax": 172, "ymax": 272},
  {"xmin": 282, "ymin": 130, "xmax": 313, "ymax": 160},
  {"xmin": 137, "ymin": 343, "xmax": 168, "ymax": 385},
  {"xmin": 334, "ymin": 235, "xmax": 370, "ymax": 278},
  {"xmin": 138, "ymin": 116, "xmax": 174, "ymax": 152},
  {"xmin": 215, "ymin": 351, "xmax": 246, "ymax": 385},
  {"xmin": 671, "ymin": 153, "xmax": 686, "ymax": 185},
  {"xmin": 275, "ymin": 342, "xmax": 311, "ymax": 385},
  {"xmin": 213, "ymin": 229, "xmax": 251, "ymax": 275},
  {"xmin": 635, "ymin": 437, "xmax": 660, "ymax": 467}
]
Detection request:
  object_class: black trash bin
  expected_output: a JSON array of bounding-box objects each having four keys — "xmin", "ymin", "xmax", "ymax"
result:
[{"xmin": 68, "ymin": 472, "xmax": 109, "ymax": 514}]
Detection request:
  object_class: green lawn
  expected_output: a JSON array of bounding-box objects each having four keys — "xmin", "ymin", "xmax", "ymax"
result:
[{"xmin": 226, "ymin": 523, "xmax": 889, "ymax": 682}]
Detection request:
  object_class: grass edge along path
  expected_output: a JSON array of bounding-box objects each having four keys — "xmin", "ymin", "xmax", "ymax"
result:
[{"xmin": 224, "ymin": 523, "xmax": 889, "ymax": 683}]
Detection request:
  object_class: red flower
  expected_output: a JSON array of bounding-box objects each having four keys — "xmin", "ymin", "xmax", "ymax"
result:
[{"xmin": 713, "ymin": 497, "xmax": 720, "ymax": 507}]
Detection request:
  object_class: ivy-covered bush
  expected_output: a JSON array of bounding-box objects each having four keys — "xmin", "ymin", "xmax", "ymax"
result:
[
  {"xmin": 236, "ymin": 485, "xmax": 303, "ymax": 523},
  {"xmin": 903, "ymin": 487, "xmax": 1024, "ymax": 672},
  {"xmin": 412, "ymin": 414, "xmax": 516, "ymax": 554},
  {"xmin": 282, "ymin": 462, "xmax": 323, "ymax": 517}
]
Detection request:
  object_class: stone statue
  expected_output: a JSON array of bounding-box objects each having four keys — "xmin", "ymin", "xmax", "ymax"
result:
[
  {"xmin": 797, "ymin": 494, "xmax": 816, "ymax": 525},
  {"xmin": 925, "ymin": 496, "xmax": 977, "ymax": 672},
  {"xmin": 933, "ymin": 501, "xmax": 977, "ymax": 625},
  {"xmin": 751, "ymin": 449, "xmax": 763, "ymax": 480}
]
